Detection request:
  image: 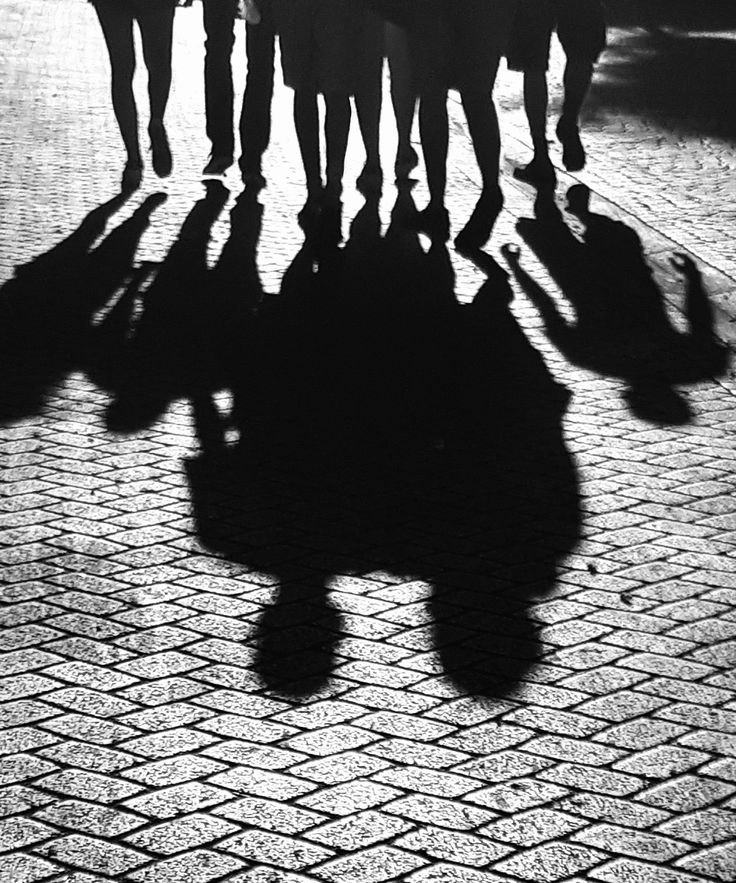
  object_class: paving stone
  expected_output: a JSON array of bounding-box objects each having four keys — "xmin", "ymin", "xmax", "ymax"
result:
[
  {"xmin": 637, "ymin": 775, "xmax": 736, "ymax": 812},
  {"xmin": 304, "ymin": 810, "xmax": 412, "ymax": 851},
  {"xmin": 221, "ymin": 829, "xmax": 334, "ymax": 869},
  {"xmin": 655, "ymin": 807, "xmax": 736, "ymax": 846},
  {"xmin": 122, "ymin": 782, "xmax": 233, "ymax": 819},
  {"xmin": 407, "ymin": 866, "xmax": 512, "ymax": 882},
  {"xmin": 128, "ymin": 849, "xmax": 246, "ymax": 883},
  {"xmin": 395, "ymin": 825, "xmax": 512, "ymax": 866},
  {"xmin": 123, "ymin": 754, "xmax": 227, "ymax": 787},
  {"xmin": 491, "ymin": 842, "xmax": 607, "ymax": 881},
  {"xmin": 34, "ymin": 799, "xmax": 146, "ymax": 837},
  {"xmin": 384, "ymin": 795, "xmax": 498, "ymax": 831},
  {"xmin": 0, "ymin": 753, "xmax": 58, "ymax": 785},
  {"xmin": 589, "ymin": 858, "xmax": 708, "ymax": 883},
  {"xmin": 208, "ymin": 767, "xmax": 317, "ymax": 801},
  {"xmin": 0, "ymin": 785, "xmax": 54, "ymax": 817},
  {"xmin": 0, "ymin": 852, "xmax": 59, "ymax": 882},
  {"xmin": 37, "ymin": 741, "xmax": 136, "ymax": 774},
  {"xmin": 298, "ymin": 780, "xmax": 403, "ymax": 816},
  {"xmin": 35, "ymin": 834, "xmax": 148, "ymax": 876},
  {"xmin": 570, "ymin": 823, "xmax": 689, "ymax": 862},
  {"xmin": 36, "ymin": 769, "xmax": 142, "ymax": 803},
  {"xmin": 313, "ymin": 845, "xmax": 428, "ymax": 882},
  {"xmin": 0, "ymin": 816, "xmax": 56, "ymax": 852},
  {"xmin": 214, "ymin": 796, "xmax": 329, "ymax": 834},
  {"xmin": 479, "ymin": 807, "xmax": 588, "ymax": 845},
  {"xmin": 125, "ymin": 812, "xmax": 240, "ymax": 854},
  {"xmin": 290, "ymin": 751, "xmax": 392, "ymax": 785},
  {"xmin": 674, "ymin": 841, "xmax": 736, "ymax": 881}
]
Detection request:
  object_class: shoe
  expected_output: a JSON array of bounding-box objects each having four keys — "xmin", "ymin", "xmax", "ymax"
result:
[
  {"xmin": 121, "ymin": 159, "xmax": 143, "ymax": 192},
  {"xmin": 453, "ymin": 188, "xmax": 504, "ymax": 254},
  {"xmin": 297, "ymin": 193, "xmax": 322, "ymax": 234},
  {"xmin": 394, "ymin": 145, "xmax": 419, "ymax": 181},
  {"xmin": 513, "ymin": 158, "xmax": 556, "ymax": 188},
  {"xmin": 203, "ymin": 154, "xmax": 233, "ymax": 176},
  {"xmin": 356, "ymin": 162, "xmax": 383, "ymax": 196},
  {"xmin": 556, "ymin": 119, "xmax": 585, "ymax": 172},
  {"xmin": 411, "ymin": 204, "xmax": 450, "ymax": 242},
  {"xmin": 240, "ymin": 165, "xmax": 266, "ymax": 190},
  {"xmin": 149, "ymin": 119, "xmax": 172, "ymax": 178},
  {"xmin": 319, "ymin": 197, "xmax": 343, "ymax": 246}
]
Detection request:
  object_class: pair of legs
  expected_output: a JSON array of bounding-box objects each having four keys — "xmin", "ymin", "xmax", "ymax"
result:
[
  {"xmin": 517, "ymin": 57, "xmax": 595, "ymax": 180},
  {"xmin": 293, "ymin": 90, "xmax": 351, "ymax": 205},
  {"xmin": 509, "ymin": 0, "xmax": 606, "ymax": 183},
  {"xmin": 412, "ymin": 0, "xmax": 514, "ymax": 248},
  {"xmin": 354, "ymin": 20, "xmax": 418, "ymax": 192},
  {"xmin": 92, "ymin": 0, "xmax": 175, "ymax": 189},
  {"xmin": 201, "ymin": 0, "xmax": 275, "ymax": 177}
]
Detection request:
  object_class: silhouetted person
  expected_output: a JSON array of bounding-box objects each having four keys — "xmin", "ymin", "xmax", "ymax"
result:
[
  {"xmin": 507, "ymin": 0, "xmax": 606, "ymax": 186},
  {"xmin": 0, "ymin": 191, "xmax": 166, "ymax": 420},
  {"xmin": 89, "ymin": 0, "xmax": 180, "ymax": 190},
  {"xmin": 184, "ymin": 0, "xmax": 275, "ymax": 181},
  {"xmin": 407, "ymin": 0, "xmax": 517, "ymax": 250}
]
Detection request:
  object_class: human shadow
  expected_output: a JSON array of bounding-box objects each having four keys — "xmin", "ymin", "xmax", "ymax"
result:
[
  {"xmin": 0, "ymin": 191, "xmax": 165, "ymax": 423},
  {"xmin": 511, "ymin": 186, "xmax": 729, "ymax": 423},
  {"xmin": 185, "ymin": 185, "xmax": 581, "ymax": 700},
  {"xmin": 99, "ymin": 180, "xmax": 234, "ymax": 432}
]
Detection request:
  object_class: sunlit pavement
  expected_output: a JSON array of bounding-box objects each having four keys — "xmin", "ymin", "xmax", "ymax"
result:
[{"xmin": 1, "ymin": 1, "xmax": 736, "ymax": 881}]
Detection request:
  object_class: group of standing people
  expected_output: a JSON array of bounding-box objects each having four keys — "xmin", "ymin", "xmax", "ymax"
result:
[{"xmin": 88, "ymin": 0, "xmax": 606, "ymax": 251}]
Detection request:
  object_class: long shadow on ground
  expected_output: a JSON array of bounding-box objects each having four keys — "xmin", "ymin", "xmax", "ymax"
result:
[{"xmin": 177, "ymin": 187, "xmax": 581, "ymax": 700}]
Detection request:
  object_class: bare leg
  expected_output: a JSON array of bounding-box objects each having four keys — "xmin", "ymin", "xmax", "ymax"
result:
[
  {"xmin": 355, "ymin": 76, "xmax": 382, "ymax": 193},
  {"xmin": 93, "ymin": 2, "xmax": 140, "ymax": 175}
]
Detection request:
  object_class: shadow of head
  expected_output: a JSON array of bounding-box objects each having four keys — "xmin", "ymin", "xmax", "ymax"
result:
[{"xmin": 185, "ymin": 198, "xmax": 581, "ymax": 700}]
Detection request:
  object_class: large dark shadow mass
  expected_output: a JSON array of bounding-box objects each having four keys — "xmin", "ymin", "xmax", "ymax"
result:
[{"xmin": 181, "ymin": 186, "xmax": 581, "ymax": 699}]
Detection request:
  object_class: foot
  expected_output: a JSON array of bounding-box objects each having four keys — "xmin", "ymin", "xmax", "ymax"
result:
[
  {"xmin": 240, "ymin": 164, "xmax": 266, "ymax": 189},
  {"xmin": 203, "ymin": 153, "xmax": 233, "ymax": 176},
  {"xmin": 411, "ymin": 203, "xmax": 450, "ymax": 243},
  {"xmin": 556, "ymin": 119, "xmax": 585, "ymax": 172},
  {"xmin": 513, "ymin": 157, "xmax": 556, "ymax": 188},
  {"xmin": 319, "ymin": 196, "xmax": 343, "ymax": 246},
  {"xmin": 356, "ymin": 162, "xmax": 383, "ymax": 196},
  {"xmin": 121, "ymin": 159, "xmax": 143, "ymax": 192},
  {"xmin": 394, "ymin": 145, "xmax": 419, "ymax": 181},
  {"xmin": 453, "ymin": 188, "xmax": 504, "ymax": 253},
  {"xmin": 149, "ymin": 119, "xmax": 172, "ymax": 178},
  {"xmin": 297, "ymin": 192, "xmax": 322, "ymax": 233}
]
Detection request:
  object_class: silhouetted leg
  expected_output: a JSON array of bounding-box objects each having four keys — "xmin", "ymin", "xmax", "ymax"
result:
[
  {"xmin": 92, "ymin": 2, "xmax": 141, "ymax": 187},
  {"xmin": 293, "ymin": 90, "xmax": 321, "ymax": 229},
  {"xmin": 202, "ymin": 0, "xmax": 236, "ymax": 167},
  {"xmin": 556, "ymin": 57, "xmax": 594, "ymax": 171},
  {"xmin": 137, "ymin": 4, "xmax": 175, "ymax": 177},
  {"xmin": 454, "ymin": 88, "xmax": 504, "ymax": 251},
  {"xmin": 239, "ymin": 3, "xmax": 275, "ymax": 183},
  {"xmin": 512, "ymin": 69, "xmax": 556, "ymax": 188},
  {"xmin": 355, "ymin": 74, "xmax": 382, "ymax": 194},
  {"xmin": 416, "ymin": 88, "xmax": 449, "ymax": 241},
  {"xmin": 324, "ymin": 93, "xmax": 351, "ymax": 200},
  {"xmin": 386, "ymin": 23, "xmax": 417, "ymax": 179}
]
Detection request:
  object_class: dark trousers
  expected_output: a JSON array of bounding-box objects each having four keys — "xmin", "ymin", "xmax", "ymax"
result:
[{"xmin": 202, "ymin": 0, "xmax": 275, "ymax": 169}]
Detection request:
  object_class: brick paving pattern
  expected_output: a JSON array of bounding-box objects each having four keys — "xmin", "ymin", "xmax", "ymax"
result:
[{"xmin": 1, "ymin": 1, "xmax": 736, "ymax": 881}]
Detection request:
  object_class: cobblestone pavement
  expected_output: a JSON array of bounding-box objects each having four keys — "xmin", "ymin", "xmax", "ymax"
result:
[{"xmin": 2, "ymin": 1, "xmax": 736, "ymax": 881}]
